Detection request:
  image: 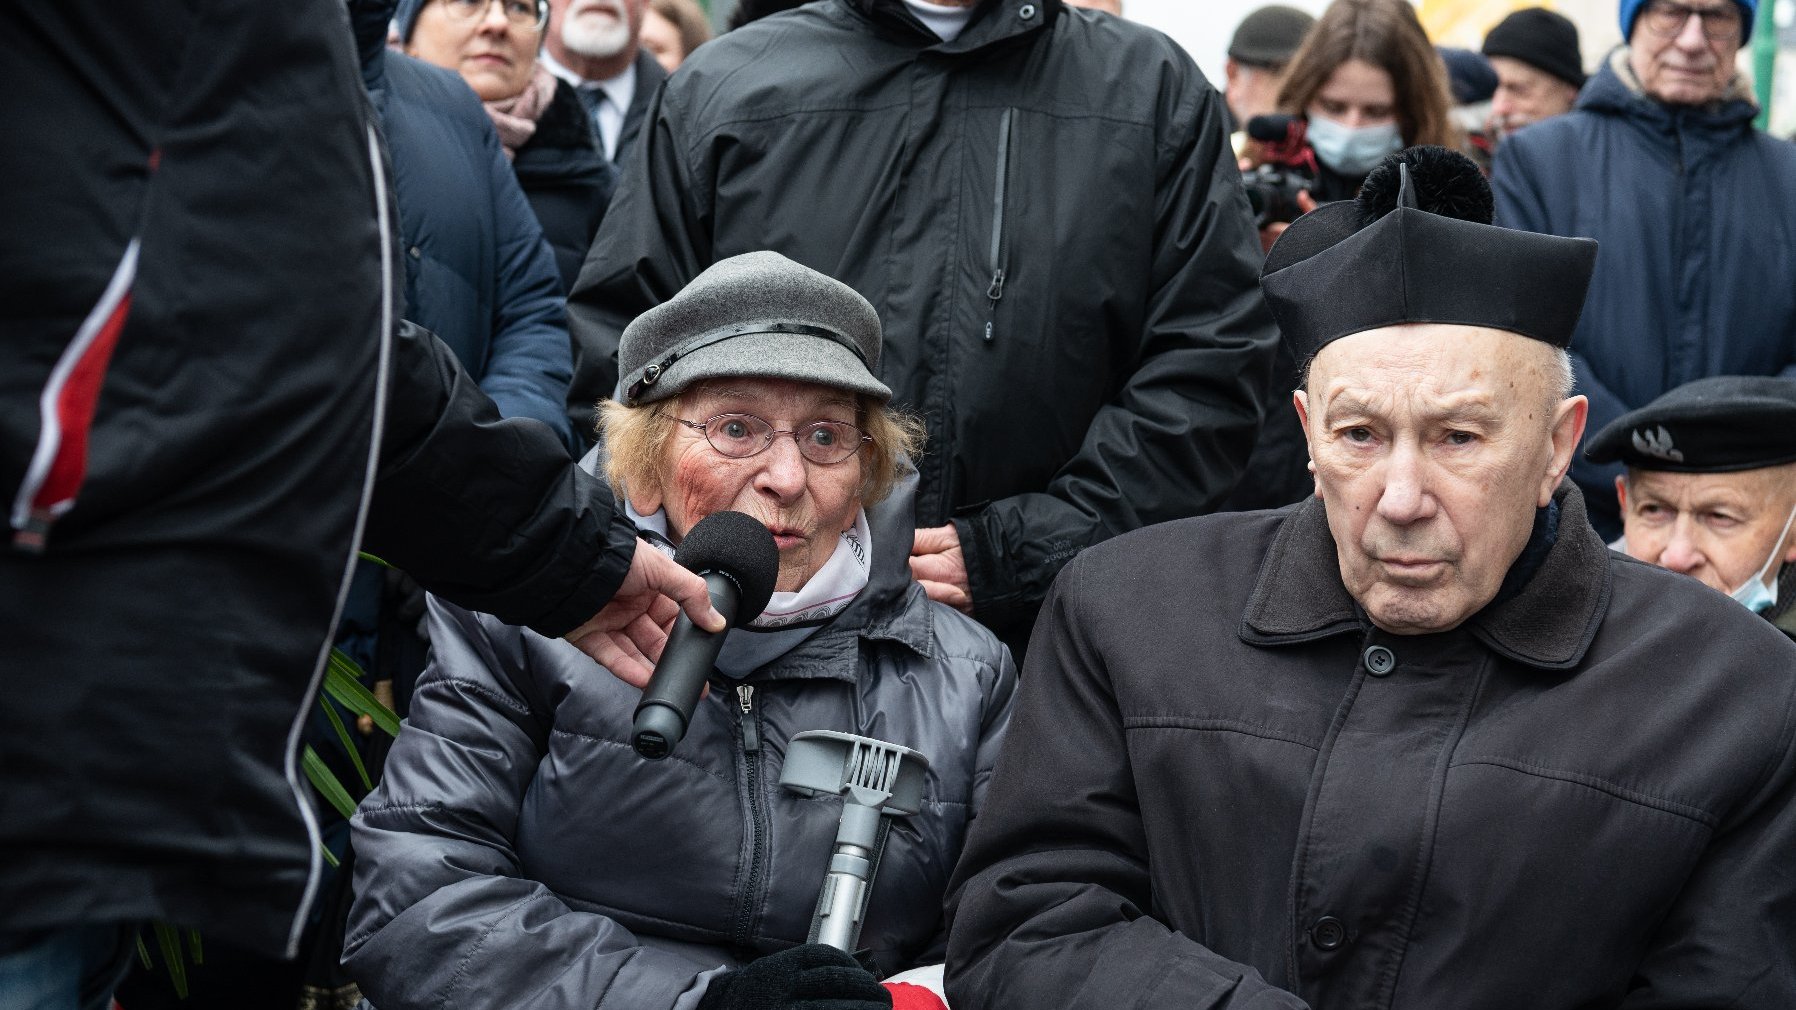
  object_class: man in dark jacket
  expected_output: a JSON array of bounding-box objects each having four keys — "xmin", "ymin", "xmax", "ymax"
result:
[
  {"xmin": 0, "ymin": 3, "xmax": 718, "ymax": 1005},
  {"xmin": 540, "ymin": 0, "xmax": 667, "ymax": 166},
  {"xmin": 1492, "ymin": 0, "xmax": 1796, "ymax": 539},
  {"xmin": 946, "ymin": 149, "xmax": 1796, "ymax": 1009},
  {"xmin": 566, "ymin": 0, "xmax": 1277, "ymax": 650},
  {"xmin": 1587, "ymin": 375, "xmax": 1796, "ymax": 639}
]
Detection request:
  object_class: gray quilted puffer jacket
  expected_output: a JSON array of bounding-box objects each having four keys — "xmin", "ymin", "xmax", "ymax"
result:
[{"xmin": 343, "ymin": 470, "xmax": 1016, "ymax": 1010}]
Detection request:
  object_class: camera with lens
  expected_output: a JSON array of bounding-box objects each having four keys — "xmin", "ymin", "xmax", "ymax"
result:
[{"xmin": 1238, "ymin": 113, "xmax": 1318, "ymax": 228}]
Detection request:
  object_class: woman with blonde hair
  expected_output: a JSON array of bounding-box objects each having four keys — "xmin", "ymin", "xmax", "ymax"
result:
[{"xmin": 345, "ymin": 252, "xmax": 1015, "ymax": 1010}]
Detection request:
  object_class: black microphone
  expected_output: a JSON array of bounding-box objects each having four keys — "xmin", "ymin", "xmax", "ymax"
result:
[{"xmin": 631, "ymin": 510, "xmax": 779, "ymax": 760}]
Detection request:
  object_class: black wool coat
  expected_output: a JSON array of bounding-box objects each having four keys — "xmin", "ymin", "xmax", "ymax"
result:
[{"xmin": 946, "ymin": 484, "xmax": 1796, "ymax": 1009}]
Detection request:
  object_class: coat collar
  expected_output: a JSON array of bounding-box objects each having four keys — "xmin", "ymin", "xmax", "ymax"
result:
[
  {"xmin": 1240, "ymin": 483, "xmax": 1612, "ymax": 670},
  {"xmin": 842, "ymin": 0, "xmax": 1062, "ymax": 54}
]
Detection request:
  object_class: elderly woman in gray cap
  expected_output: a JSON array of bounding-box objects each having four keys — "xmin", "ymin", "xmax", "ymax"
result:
[{"xmin": 342, "ymin": 252, "xmax": 1014, "ymax": 1010}]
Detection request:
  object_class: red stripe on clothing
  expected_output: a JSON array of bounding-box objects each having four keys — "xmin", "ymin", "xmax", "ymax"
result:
[{"xmin": 34, "ymin": 291, "xmax": 133, "ymax": 515}]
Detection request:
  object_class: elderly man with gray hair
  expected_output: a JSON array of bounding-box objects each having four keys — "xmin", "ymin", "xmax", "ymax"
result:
[
  {"xmin": 1588, "ymin": 375, "xmax": 1796, "ymax": 638},
  {"xmin": 944, "ymin": 148, "xmax": 1796, "ymax": 1009}
]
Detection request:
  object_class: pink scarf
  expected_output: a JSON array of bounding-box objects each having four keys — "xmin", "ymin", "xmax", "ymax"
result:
[{"xmin": 484, "ymin": 64, "xmax": 557, "ymax": 160}]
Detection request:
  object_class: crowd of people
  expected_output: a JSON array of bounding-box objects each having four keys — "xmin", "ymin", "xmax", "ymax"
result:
[{"xmin": 3, "ymin": 0, "xmax": 1795, "ymax": 1009}]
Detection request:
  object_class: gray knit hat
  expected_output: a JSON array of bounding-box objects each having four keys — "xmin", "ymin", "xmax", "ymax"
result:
[{"xmin": 618, "ymin": 252, "xmax": 890, "ymax": 407}]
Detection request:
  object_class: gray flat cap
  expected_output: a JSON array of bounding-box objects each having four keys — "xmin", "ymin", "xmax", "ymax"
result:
[{"xmin": 618, "ymin": 251, "xmax": 890, "ymax": 407}]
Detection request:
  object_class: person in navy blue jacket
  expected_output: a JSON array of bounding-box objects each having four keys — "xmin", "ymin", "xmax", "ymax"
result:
[
  {"xmin": 354, "ymin": 0, "xmax": 577, "ymax": 452},
  {"xmin": 1492, "ymin": 0, "xmax": 1796, "ymax": 539}
]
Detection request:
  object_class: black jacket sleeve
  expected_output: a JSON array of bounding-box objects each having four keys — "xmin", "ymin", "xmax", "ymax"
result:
[
  {"xmin": 364, "ymin": 319, "xmax": 639, "ymax": 638},
  {"xmin": 943, "ymin": 556, "xmax": 1307, "ymax": 1010}
]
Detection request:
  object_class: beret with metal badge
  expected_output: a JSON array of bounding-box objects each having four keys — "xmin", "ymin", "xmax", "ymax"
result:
[{"xmin": 1585, "ymin": 375, "xmax": 1796, "ymax": 472}]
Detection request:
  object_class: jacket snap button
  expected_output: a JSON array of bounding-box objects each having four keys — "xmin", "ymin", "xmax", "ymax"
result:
[
  {"xmin": 1310, "ymin": 915, "xmax": 1347, "ymax": 951},
  {"xmin": 1363, "ymin": 645, "xmax": 1395, "ymax": 677},
  {"xmin": 407, "ymin": 245, "xmax": 421, "ymax": 259},
  {"xmin": 1019, "ymin": 3, "xmax": 1037, "ymax": 18}
]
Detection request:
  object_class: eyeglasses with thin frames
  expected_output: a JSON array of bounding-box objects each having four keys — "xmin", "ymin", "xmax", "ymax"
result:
[
  {"xmin": 1639, "ymin": 0, "xmax": 1743, "ymax": 42},
  {"xmin": 439, "ymin": 0, "xmax": 548, "ymax": 30},
  {"xmin": 662, "ymin": 412, "xmax": 872, "ymax": 466}
]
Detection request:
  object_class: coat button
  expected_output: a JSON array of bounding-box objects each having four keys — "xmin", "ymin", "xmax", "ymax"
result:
[
  {"xmin": 1019, "ymin": 2, "xmax": 1037, "ymax": 18},
  {"xmin": 1310, "ymin": 915, "xmax": 1347, "ymax": 950},
  {"xmin": 1363, "ymin": 645, "xmax": 1395, "ymax": 677}
]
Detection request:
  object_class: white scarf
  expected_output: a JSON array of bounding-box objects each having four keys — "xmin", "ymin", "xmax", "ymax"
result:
[{"xmin": 625, "ymin": 502, "xmax": 874, "ymax": 678}]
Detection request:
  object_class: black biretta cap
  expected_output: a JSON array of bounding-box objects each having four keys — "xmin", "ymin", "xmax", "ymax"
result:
[
  {"xmin": 1585, "ymin": 376, "xmax": 1796, "ymax": 472},
  {"xmin": 1259, "ymin": 146, "xmax": 1598, "ymax": 364}
]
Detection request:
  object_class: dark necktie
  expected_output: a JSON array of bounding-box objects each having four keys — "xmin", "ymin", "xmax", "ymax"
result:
[{"xmin": 577, "ymin": 84, "xmax": 606, "ymax": 126}]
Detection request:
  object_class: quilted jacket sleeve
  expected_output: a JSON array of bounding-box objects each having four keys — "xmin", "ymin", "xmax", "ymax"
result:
[{"xmin": 343, "ymin": 600, "xmax": 726, "ymax": 1010}]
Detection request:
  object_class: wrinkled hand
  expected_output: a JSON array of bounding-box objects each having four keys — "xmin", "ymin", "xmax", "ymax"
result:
[
  {"xmin": 910, "ymin": 525, "xmax": 972, "ymax": 614},
  {"xmin": 564, "ymin": 541, "xmax": 724, "ymax": 687},
  {"xmin": 696, "ymin": 944, "xmax": 891, "ymax": 1010}
]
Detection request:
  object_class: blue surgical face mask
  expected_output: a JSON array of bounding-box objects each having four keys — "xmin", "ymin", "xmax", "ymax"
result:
[
  {"xmin": 1728, "ymin": 502, "xmax": 1796, "ymax": 614},
  {"xmin": 1305, "ymin": 112, "xmax": 1403, "ymax": 177}
]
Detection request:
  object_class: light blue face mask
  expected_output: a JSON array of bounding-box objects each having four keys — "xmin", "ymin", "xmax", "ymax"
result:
[
  {"xmin": 1305, "ymin": 112, "xmax": 1403, "ymax": 177},
  {"xmin": 1728, "ymin": 502, "xmax": 1796, "ymax": 614}
]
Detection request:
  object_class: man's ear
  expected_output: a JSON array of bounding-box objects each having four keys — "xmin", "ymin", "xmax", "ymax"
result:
[
  {"xmin": 1614, "ymin": 473, "xmax": 1630, "ymax": 514},
  {"xmin": 1541, "ymin": 395, "xmax": 1589, "ymax": 507}
]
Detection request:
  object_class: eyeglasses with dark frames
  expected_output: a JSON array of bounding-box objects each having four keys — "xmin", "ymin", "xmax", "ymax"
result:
[
  {"xmin": 439, "ymin": 0, "xmax": 548, "ymax": 30},
  {"xmin": 662, "ymin": 412, "xmax": 872, "ymax": 466},
  {"xmin": 1639, "ymin": 0, "xmax": 1743, "ymax": 42}
]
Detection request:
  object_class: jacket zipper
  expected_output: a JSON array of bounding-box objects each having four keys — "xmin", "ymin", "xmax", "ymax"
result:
[
  {"xmin": 984, "ymin": 109, "xmax": 1013, "ymax": 344},
  {"xmin": 732, "ymin": 683, "xmax": 767, "ymax": 950}
]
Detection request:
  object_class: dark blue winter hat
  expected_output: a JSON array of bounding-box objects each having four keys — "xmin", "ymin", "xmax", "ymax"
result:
[
  {"xmin": 1620, "ymin": 0, "xmax": 1756, "ymax": 43},
  {"xmin": 1586, "ymin": 376, "xmax": 1796, "ymax": 471}
]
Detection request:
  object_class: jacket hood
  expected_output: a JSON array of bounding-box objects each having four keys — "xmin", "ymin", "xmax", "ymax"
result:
[
  {"xmin": 845, "ymin": 0, "xmax": 1063, "ymax": 53},
  {"xmin": 1577, "ymin": 48, "xmax": 1758, "ymax": 134}
]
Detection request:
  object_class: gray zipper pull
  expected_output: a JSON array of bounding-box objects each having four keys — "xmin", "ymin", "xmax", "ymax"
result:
[{"xmin": 737, "ymin": 684, "xmax": 759, "ymax": 753}]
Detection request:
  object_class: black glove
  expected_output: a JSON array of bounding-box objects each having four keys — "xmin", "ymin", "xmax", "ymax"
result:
[{"xmin": 697, "ymin": 944, "xmax": 893, "ymax": 1010}]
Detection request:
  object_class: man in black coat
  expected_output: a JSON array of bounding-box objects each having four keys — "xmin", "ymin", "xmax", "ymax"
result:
[
  {"xmin": 0, "ymin": 3, "xmax": 717, "ymax": 1005},
  {"xmin": 945, "ymin": 149, "xmax": 1796, "ymax": 1008},
  {"xmin": 566, "ymin": 0, "xmax": 1277, "ymax": 652}
]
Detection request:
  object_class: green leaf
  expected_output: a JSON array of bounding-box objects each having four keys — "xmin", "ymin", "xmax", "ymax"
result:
[
  {"xmin": 187, "ymin": 927, "xmax": 204, "ymax": 965},
  {"xmin": 302, "ymin": 745, "xmax": 359, "ymax": 821},
  {"xmin": 136, "ymin": 931, "xmax": 153, "ymax": 971},
  {"xmin": 320, "ymin": 844, "xmax": 340, "ymax": 869},
  {"xmin": 154, "ymin": 922, "xmax": 189, "ymax": 999},
  {"xmin": 319, "ymin": 693, "xmax": 372, "ymax": 793},
  {"xmin": 357, "ymin": 551, "xmax": 391, "ymax": 567},
  {"xmin": 325, "ymin": 650, "xmax": 401, "ymax": 738}
]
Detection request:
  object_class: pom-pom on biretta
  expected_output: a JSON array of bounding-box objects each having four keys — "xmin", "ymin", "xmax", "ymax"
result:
[
  {"xmin": 1354, "ymin": 145, "xmax": 1493, "ymax": 227},
  {"xmin": 1259, "ymin": 146, "xmax": 1598, "ymax": 362}
]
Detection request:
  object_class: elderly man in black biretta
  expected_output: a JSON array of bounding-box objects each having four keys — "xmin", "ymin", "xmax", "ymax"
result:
[
  {"xmin": 344, "ymin": 250, "xmax": 1015, "ymax": 1010},
  {"xmin": 1587, "ymin": 375, "xmax": 1796, "ymax": 636},
  {"xmin": 944, "ymin": 147, "xmax": 1796, "ymax": 1009}
]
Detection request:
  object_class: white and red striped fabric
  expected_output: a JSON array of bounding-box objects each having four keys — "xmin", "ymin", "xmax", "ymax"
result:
[{"xmin": 9, "ymin": 239, "xmax": 138, "ymax": 552}]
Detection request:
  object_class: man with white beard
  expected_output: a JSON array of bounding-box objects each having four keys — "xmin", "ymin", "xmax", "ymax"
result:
[{"xmin": 541, "ymin": 0, "xmax": 666, "ymax": 164}]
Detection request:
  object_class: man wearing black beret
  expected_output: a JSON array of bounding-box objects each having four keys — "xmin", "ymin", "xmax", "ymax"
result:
[
  {"xmin": 1588, "ymin": 375, "xmax": 1796, "ymax": 637},
  {"xmin": 945, "ymin": 149, "xmax": 1796, "ymax": 1009}
]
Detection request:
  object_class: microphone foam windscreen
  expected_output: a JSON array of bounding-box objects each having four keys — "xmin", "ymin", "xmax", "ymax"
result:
[{"xmin": 674, "ymin": 510, "xmax": 781, "ymax": 618}]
